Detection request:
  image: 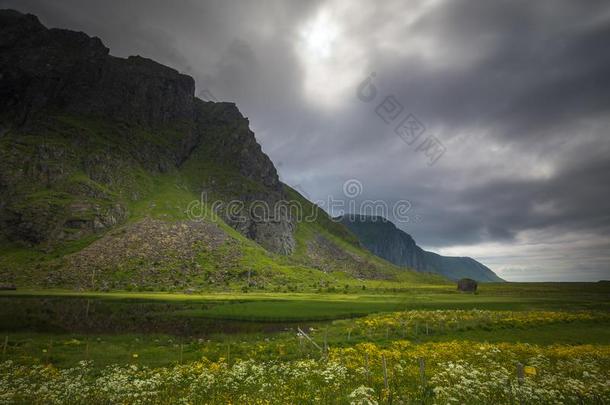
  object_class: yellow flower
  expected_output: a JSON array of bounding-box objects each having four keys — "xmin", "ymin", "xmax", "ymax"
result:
[
  {"xmin": 132, "ymin": 353, "xmax": 139, "ymax": 358},
  {"xmin": 524, "ymin": 365, "xmax": 537, "ymax": 376}
]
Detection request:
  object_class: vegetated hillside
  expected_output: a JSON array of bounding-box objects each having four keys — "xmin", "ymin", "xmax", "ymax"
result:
[
  {"xmin": 339, "ymin": 215, "xmax": 504, "ymax": 282},
  {"xmin": 0, "ymin": 9, "xmax": 446, "ymax": 291}
]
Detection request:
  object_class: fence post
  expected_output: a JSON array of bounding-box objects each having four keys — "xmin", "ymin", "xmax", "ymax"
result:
[
  {"xmin": 297, "ymin": 325, "xmax": 304, "ymax": 353},
  {"xmin": 516, "ymin": 363, "xmax": 524, "ymax": 384},
  {"xmin": 365, "ymin": 352, "xmax": 371, "ymax": 385},
  {"xmin": 416, "ymin": 357, "xmax": 426, "ymax": 401},
  {"xmin": 382, "ymin": 355, "xmax": 389, "ymax": 390},
  {"xmin": 516, "ymin": 363, "xmax": 525, "ymax": 405}
]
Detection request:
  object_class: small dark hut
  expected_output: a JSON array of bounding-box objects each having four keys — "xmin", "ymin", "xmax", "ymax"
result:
[{"xmin": 457, "ymin": 278, "xmax": 477, "ymax": 293}]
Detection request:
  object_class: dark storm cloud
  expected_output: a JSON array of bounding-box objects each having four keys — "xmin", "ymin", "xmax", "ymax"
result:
[
  {"xmin": 2, "ymin": 0, "xmax": 609, "ymax": 280},
  {"xmin": 368, "ymin": 0, "xmax": 610, "ymax": 143}
]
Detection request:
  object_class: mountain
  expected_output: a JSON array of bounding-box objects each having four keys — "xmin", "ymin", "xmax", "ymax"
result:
[
  {"xmin": 0, "ymin": 9, "xmax": 446, "ymax": 290},
  {"xmin": 339, "ymin": 215, "xmax": 504, "ymax": 282}
]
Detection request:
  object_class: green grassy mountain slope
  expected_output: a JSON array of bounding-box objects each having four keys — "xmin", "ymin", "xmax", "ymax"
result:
[
  {"xmin": 0, "ymin": 115, "xmax": 446, "ymax": 291},
  {"xmin": 0, "ymin": 10, "xmax": 446, "ymax": 291}
]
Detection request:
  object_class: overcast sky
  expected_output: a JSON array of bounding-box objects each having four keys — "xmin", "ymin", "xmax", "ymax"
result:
[{"xmin": 4, "ymin": 0, "xmax": 610, "ymax": 281}]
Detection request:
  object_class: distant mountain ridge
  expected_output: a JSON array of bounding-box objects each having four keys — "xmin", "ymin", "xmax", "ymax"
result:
[{"xmin": 339, "ymin": 215, "xmax": 504, "ymax": 282}]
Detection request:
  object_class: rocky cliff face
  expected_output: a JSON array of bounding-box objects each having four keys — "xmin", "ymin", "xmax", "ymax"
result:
[
  {"xmin": 339, "ymin": 215, "xmax": 504, "ymax": 282},
  {"xmin": 0, "ymin": 9, "xmax": 194, "ymax": 128},
  {"xmin": 0, "ymin": 9, "xmax": 294, "ymax": 254}
]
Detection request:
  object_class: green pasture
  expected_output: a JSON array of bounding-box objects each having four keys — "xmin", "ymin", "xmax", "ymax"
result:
[{"xmin": 0, "ymin": 282, "xmax": 608, "ymax": 369}]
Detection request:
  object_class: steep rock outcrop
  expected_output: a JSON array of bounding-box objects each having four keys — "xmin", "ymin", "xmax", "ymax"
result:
[
  {"xmin": 194, "ymin": 101, "xmax": 280, "ymax": 190},
  {"xmin": 0, "ymin": 9, "xmax": 194, "ymax": 128},
  {"xmin": 189, "ymin": 101, "xmax": 293, "ymax": 253}
]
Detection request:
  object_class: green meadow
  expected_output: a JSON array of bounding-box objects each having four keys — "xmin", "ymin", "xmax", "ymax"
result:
[{"xmin": 1, "ymin": 282, "xmax": 608, "ymax": 368}]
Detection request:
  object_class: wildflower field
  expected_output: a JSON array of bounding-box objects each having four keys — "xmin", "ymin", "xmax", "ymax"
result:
[{"xmin": 1, "ymin": 283, "xmax": 609, "ymax": 404}]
